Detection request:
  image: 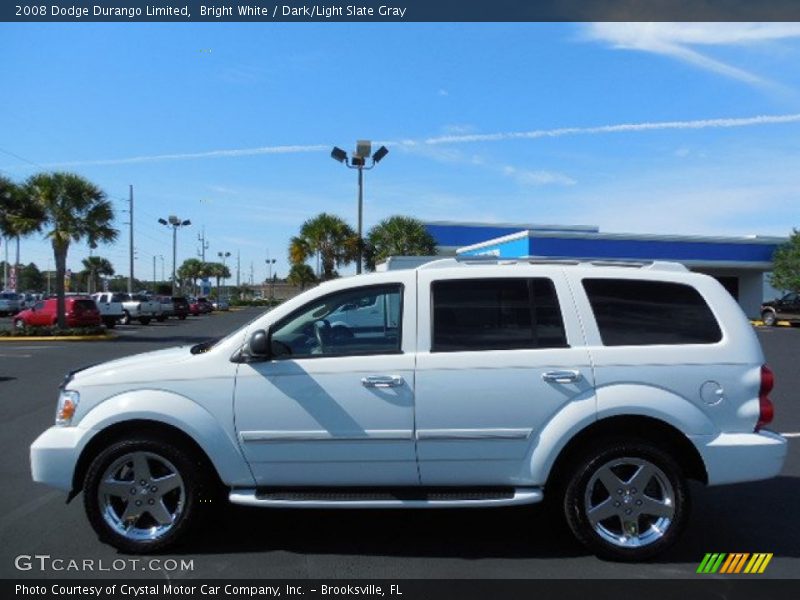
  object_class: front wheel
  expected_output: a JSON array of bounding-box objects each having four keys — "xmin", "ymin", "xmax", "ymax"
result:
[
  {"xmin": 563, "ymin": 441, "xmax": 689, "ymax": 561},
  {"xmin": 138, "ymin": 316, "xmax": 151, "ymax": 325},
  {"xmin": 119, "ymin": 311, "xmax": 131, "ymax": 325},
  {"xmin": 761, "ymin": 310, "xmax": 777, "ymax": 327},
  {"xmin": 83, "ymin": 437, "xmax": 204, "ymax": 553}
]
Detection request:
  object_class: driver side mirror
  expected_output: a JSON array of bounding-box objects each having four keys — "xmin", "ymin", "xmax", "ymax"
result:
[{"xmin": 248, "ymin": 329, "xmax": 270, "ymax": 357}]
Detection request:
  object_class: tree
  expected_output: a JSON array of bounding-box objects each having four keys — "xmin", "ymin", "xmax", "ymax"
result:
[
  {"xmin": 286, "ymin": 263, "xmax": 317, "ymax": 290},
  {"xmin": 363, "ymin": 215, "xmax": 438, "ymax": 271},
  {"xmin": 1, "ymin": 176, "xmax": 44, "ymax": 288},
  {"xmin": 19, "ymin": 262, "xmax": 45, "ymax": 292},
  {"xmin": 80, "ymin": 256, "xmax": 114, "ymax": 293},
  {"xmin": 177, "ymin": 258, "xmax": 205, "ymax": 295},
  {"xmin": 770, "ymin": 228, "xmax": 800, "ymax": 293},
  {"xmin": 23, "ymin": 172, "xmax": 118, "ymax": 328},
  {"xmin": 288, "ymin": 213, "xmax": 358, "ymax": 280},
  {"xmin": 1, "ymin": 176, "xmax": 41, "ymax": 238},
  {"xmin": 204, "ymin": 262, "xmax": 231, "ymax": 295}
]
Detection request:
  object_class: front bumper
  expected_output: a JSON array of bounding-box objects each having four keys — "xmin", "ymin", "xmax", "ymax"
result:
[
  {"xmin": 692, "ymin": 430, "xmax": 787, "ymax": 486},
  {"xmin": 30, "ymin": 426, "xmax": 94, "ymax": 492}
]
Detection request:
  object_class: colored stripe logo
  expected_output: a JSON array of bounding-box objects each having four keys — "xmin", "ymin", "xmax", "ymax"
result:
[{"xmin": 697, "ymin": 553, "xmax": 773, "ymax": 574}]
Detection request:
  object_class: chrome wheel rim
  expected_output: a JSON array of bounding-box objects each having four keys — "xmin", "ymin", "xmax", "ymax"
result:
[
  {"xmin": 763, "ymin": 312, "xmax": 775, "ymax": 326},
  {"xmin": 98, "ymin": 451, "xmax": 185, "ymax": 541},
  {"xmin": 584, "ymin": 457, "xmax": 675, "ymax": 548}
]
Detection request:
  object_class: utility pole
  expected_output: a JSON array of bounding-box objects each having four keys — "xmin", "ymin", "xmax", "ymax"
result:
[
  {"xmin": 153, "ymin": 256, "xmax": 157, "ymax": 292},
  {"xmin": 250, "ymin": 262, "xmax": 254, "ymax": 286},
  {"xmin": 236, "ymin": 250, "xmax": 240, "ymax": 287},
  {"xmin": 197, "ymin": 226, "xmax": 209, "ymax": 262},
  {"xmin": 3, "ymin": 238, "xmax": 7, "ymax": 289},
  {"xmin": 128, "ymin": 185, "xmax": 134, "ymax": 294}
]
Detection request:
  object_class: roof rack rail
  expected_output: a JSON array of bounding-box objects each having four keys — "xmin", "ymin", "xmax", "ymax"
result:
[{"xmin": 417, "ymin": 256, "xmax": 688, "ymax": 272}]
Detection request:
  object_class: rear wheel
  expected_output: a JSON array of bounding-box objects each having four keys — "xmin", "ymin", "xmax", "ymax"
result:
[
  {"xmin": 156, "ymin": 315, "xmax": 167, "ymax": 322},
  {"xmin": 120, "ymin": 311, "xmax": 131, "ymax": 325},
  {"xmin": 563, "ymin": 441, "xmax": 689, "ymax": 561},
  {"xmin": 138, "ymin": 317, "xmax": 151, "ymax": 325},
  {"xmin": 762, "ymin": 310, "xmax": 777, "ymax": 327},
  {"xmin": 103, "ymin": 317, "xmax": 117, "ymax": 329},
  {"xmin": 83, "ymin": 437, "xmax": 209, "ymax": 553}
]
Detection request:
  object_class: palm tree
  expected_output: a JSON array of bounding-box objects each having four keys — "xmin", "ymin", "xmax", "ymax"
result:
[
  {"xmin": 177, "ymin": 258, "xmax": 205, "ymax": 295},
  {"xmin": 81, "ymin": 256, "xmax": 115, "ymax": 293},
  {"xmin": 204, "ymin": 262, "xmax": 231, "ymax": 297},
  {"xmin": 1, "ymin": 176, "xmax": 43, "ymax": 288},
  {"xmin": 286, "ymin": 263, "xmax": 317, "ymax": 290},
  {"xmin": 364, "ymin": 215, "xmax": 438, "ymax": 271},
  {"xmin": 23, "ymin": 172, "xmax": 117, "ymax": 328},
  {"xmin": 288, "ymin": 213, "xmax": 358, "ymax": 280}
]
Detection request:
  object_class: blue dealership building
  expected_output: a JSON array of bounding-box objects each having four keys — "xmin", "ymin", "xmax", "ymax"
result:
[{"xmin": 416, "ymin": 221, "xmax": 785, "ymax": 318}]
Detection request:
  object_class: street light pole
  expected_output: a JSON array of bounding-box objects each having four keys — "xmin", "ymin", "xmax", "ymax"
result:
[
  {"xmin": 331, "ymin": 141, "xmax": 389, "ymax": 275},
  {"xmin": 158, "ymin": 216, "xmax": 191, "ymax": 296},
  {"xmin": 266, "ymin": 258, "xmax": 276, "ymax": 300},
  {"xmin": 218, "ymin": 250, "xmax": 231, "ymax": 301}
]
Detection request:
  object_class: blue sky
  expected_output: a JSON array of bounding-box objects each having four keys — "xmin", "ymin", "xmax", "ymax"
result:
[{"xmin": 2, "ymin": 22, "xmax": 800, "ymax": 283}]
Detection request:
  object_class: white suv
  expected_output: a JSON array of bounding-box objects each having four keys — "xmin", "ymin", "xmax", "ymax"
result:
[{"xmin": 30, "ymin": 259, "xmax": 787, "ymax": 560}]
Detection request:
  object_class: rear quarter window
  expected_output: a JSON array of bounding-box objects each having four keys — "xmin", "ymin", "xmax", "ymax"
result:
[{"xmin": 582, "ymin": 278, "xmax": 722, "ymax": 346}]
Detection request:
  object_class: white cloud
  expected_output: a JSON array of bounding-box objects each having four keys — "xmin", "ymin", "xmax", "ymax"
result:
[
  {"xmin": 583, "ymin": 23, "xmax": 800, "ymax": 89},
  {"xmin": 5, "ymin": 112, "xmax": 800, "ymax": 170},
  {"xmin": 502, "ymin": 166, "xmax": 576, "ymax": 186}
]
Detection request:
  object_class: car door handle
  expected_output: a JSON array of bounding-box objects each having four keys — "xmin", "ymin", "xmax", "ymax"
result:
[
  {"xmin": 542, "ymin": 370, "xmax": 581, "ymax": 384},
  {"xmin": 361, "ymin": 375, "xmax": 404, "ymax": 388}
]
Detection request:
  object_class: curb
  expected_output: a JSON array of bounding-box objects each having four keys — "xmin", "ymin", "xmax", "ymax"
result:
[
  {"xmin": 751, "ymin": 320, "xmax": 792, "ymax": 327},
  {"xmin": 0, "ymin": 334, "xmax": 116, "ymax": 342}
]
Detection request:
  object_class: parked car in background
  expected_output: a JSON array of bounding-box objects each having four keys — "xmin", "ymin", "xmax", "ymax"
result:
[
  {"xmin": 761, "ymin": 292, "xmax": 800, "ymax": 326},
  {"xmin": 0, "ymin": 291, "xmax": 21, "ymax": 316},
  {"xmin": 19, "ymin": 292, "xmax": 42, "ymax": 310},
  {"xmin": 30, "ymin": 259, "xmax": 786, "ymax": 559},
  {"xmin": 91, "ymin": 292, "xmax": 127, "ymax": 329},
  {"xmin": 171, "ymin": 296, "xmax": 190, "ymax": 320},
  {"xmin": 212, "ymin": 298, "xmax": 230, "ymax": 311},
  {"xmin": 154, "ymin": 295, "xmax": 174, "ymax": 322},
  {"xmin": 116, "ymin": 293, "xmax": 160, "ymax": 325},
  {"xmin": 188, "ymin": 296, "xmax": 214, "ymax": 316},
  {"xmin": 14, "ymin": 296, "xmax": 101, "ymax": 329}
]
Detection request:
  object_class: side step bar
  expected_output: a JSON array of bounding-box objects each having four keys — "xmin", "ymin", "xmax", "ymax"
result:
[{"xmin": 229, "ymin": 487, "xmax": 543, "ymax": 508}]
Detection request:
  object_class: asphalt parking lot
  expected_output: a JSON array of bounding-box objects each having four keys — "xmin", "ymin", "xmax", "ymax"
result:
[{"xmin": 0, "ymin": 311, "xmax": 797, "ymax": 580}]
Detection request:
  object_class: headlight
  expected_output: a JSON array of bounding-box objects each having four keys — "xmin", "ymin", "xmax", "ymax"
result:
[{"xmin": 56, "ymin": 390, "xmax": 80, "ymax": 426}]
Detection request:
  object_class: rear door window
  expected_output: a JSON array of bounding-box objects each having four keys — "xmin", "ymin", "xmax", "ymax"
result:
[
  {"xmin": 431, "ymin": 278, "xmax": 567, "ymax": 352},
  {"xmin": 582, "ymin": 279, "xmax": 722, "ymax": 346}
]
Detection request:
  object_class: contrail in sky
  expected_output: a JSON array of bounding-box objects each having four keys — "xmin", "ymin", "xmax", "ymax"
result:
[{"xmin": 8, "ymin": 113, "xmax": 800, "ymax": 169}]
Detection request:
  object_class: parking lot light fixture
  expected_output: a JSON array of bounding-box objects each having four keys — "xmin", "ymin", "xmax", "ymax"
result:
[
  {"xmin": 158, "ymin": 216, "xmax": 191, "ymax": 295},
  {"xmin": 330, "ymin": 140, "xmax": 389, "ymax": 274}
]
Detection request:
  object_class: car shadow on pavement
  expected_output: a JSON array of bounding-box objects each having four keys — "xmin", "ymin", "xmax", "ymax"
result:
[
  {"xmin": 169, "ymin": 476, "xmax": 800, "ymax": 561},
  {"xmin": 176, "ymin": 503, "xmax": 586, "ymax": 559}
]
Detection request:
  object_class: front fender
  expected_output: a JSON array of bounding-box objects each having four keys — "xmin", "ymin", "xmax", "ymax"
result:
[{"xmin": 78, "ymin": 390, "xmax": 255, "ymax": 487}]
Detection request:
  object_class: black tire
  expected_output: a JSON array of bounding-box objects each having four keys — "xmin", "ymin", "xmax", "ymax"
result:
[
  {"xmin": 179, "ymin": 314, "xmax": 187, "ymax": 320},
  {"xmin": 563, "ymin": 440, "xmax": 689, "ymax": 561},
  {"xmin": 83, "ymin": 436, "xmax": 210, "ymax": 554},
  {"xmin": 761, "ymin": 310, "xmax": 777, "ymax": 327},
  {"xmin": 138, "ymin": 317, "xmax": 151, "ymax": 325},
  {"xmin": 156, "ymin": 315, "xmax": 167, "ymax": 322},
  {"xmin": 103, "ymin": 318, "xmax": 117, "ymax": 329},
  {"xmin": 120, "ymin": 311, "xmax": 131, "ymax": 325}
]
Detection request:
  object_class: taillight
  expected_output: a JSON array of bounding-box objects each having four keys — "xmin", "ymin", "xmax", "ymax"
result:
[{"xmin": 756, "ymin": 364, "xmax": 775, "ymax": 432}]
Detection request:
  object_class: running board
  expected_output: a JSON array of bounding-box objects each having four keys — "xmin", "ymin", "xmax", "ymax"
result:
[{"xmin": 229, "ymin": 487, "xmax": 542, "ymax": 508}]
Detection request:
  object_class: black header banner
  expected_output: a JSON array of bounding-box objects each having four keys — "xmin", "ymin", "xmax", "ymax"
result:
[
  {"xmin": 4, "ymin": 0, "xmax": 800, "ymax": 22},
  {"xmin": 5, "ymin": 579, "xmax": 800, "ymax": 600}
]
